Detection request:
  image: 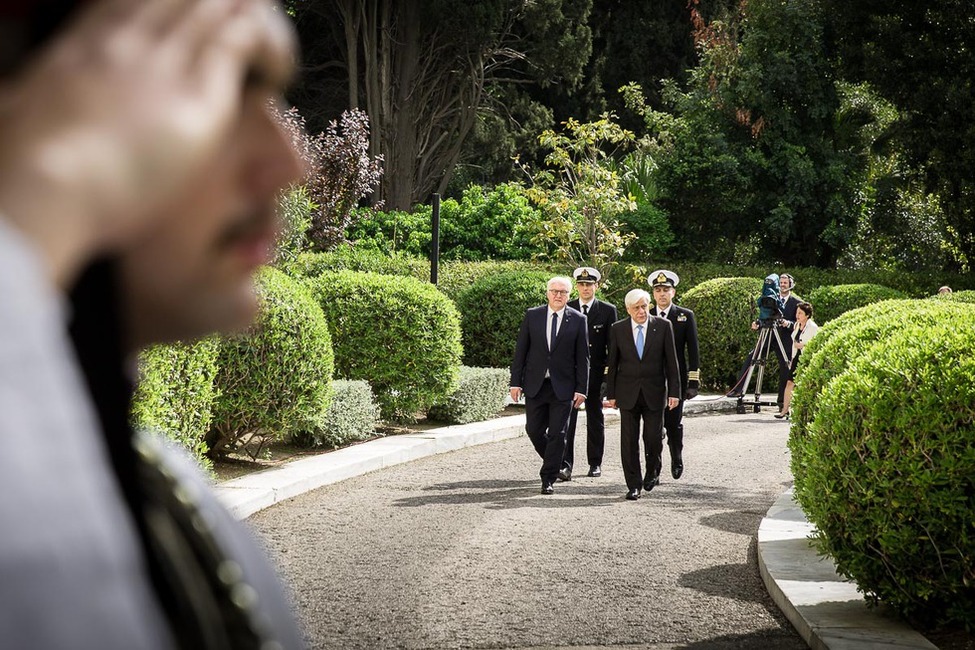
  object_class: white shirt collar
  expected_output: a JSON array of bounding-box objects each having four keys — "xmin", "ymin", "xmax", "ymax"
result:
[{"xmin": 631, "ymin": 319, "xmax": 647, "ymax": 332}]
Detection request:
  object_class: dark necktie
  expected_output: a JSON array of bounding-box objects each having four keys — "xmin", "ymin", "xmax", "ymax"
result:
[
  {"xmin": 550, "ymin": 312, "xmax": 558, "ymax": 350},
  {"xmin": 583, "ymin": 304, "xmax": 589, "ymax": 315}
]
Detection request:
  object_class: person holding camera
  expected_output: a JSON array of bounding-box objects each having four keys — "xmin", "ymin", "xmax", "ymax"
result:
[
  {"xmin": 776, "ymin": 301, "xmax": 819, "ymax": 419},
  {"xmin": 751, "ymin": 274, "xmax": 799, "ymax": 408}
]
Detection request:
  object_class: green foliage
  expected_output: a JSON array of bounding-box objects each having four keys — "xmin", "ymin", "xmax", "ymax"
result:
[
  {"xmin": 930, "ymin": 290, "xmax": 975, "ymax": 304},
  {"xmin": 522, "ymin": 114, "xmax": 637, "ymax": 288},
  {"xmin": 789, "ymin": 310, "xmax": 975, "ymax": 627},
  {"xmin": 627, "ymin": 0, "xmax": 865, "ymax": 267},
  {"xmin": 806, "ymin": 283, "xmax": 908, "ymax": 324},
  {"xmin": 428, "ymin": 366, "xmax": 510, "ymax": 424},
  {"xmin": 820, "ymin": 0, "xmax": 975, "ymax": 270},
  {"xmin": 274, "ymin": 186, "xmax": 314, "ymax": 264},
  {"xmin": 453, "ymin": 270, "xmax": 553, "ymax": 368},
  {"xmin": 209, "ymin": 267, "xmax": 335, "ymax": 457},
  {"xmin": 280, "ymin": 247, "xmax": 432, "ymax": 282},
  {"xmin": 291, "ymin": 380, "xmax": 380, "ymax": 449},
  {"xmin": 790, "ymin": 300, "xmax": 975, "ymax": 442},
  {"xmin": 346, "ymin": 183, "xmax": 541, "ymax": 261},
  {"xmin": 673, "ymin": 277, "xmax": 762, "ymax": 391},
  {"xmin": 305, "ymin": 271, "xmax": 462, "ymax": 421},
  {"xmin": 280, "ymin": 247, "xmax": 560, "ymax": 301},
  {"xmin": 131, "ymin": 338, "xmax": 220, "ymax": 472}
]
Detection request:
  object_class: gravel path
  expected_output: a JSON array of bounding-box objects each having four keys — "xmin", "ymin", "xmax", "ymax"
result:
[{"xmin": 249, "ymin": 412, "xmax": 806, "ymax": 649}]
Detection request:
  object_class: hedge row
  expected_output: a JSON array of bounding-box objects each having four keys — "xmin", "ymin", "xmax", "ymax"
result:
[
  {"xmin": 789, "ymin": 299, "xmax": 975, "ymax": 627},
  {"xmin": 131, "ymin": 266, "xmax": 464, "ymax": 463}
]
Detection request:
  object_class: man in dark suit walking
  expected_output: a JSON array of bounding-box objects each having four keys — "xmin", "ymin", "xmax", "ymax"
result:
[
  {"xmin": 605, "ymin": 288, "xmax": 680, "ymax": 500},
  {"xmin": 561, "ymin": 266, "xmax": 618, "ymax": 480},
  {"xmin": 510, "ymin": 276, "xmax": 590, "ymax": 495},
  {"xmin": 649, "ymin": 270, "xmax": 700, "ymax": 480}
]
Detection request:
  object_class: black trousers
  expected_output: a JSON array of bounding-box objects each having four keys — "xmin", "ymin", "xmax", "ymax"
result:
[
  {"xmin": 525, "ymin": 379, "xmax": 573, "ymax": 484},
  {"xmin": 664, "ymin": 394, "xmax": 684, "ymax": 454},
  {"xmin": 619, "ymin": 391, "xmax": 664, "ymax": 490},
  {"xmin": 562, "ymin": 373, "xmax": 605, "ymax": 471}
]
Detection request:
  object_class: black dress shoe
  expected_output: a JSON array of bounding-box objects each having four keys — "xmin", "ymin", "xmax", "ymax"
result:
[
  {"xmin": 557, "ymin": 468, "xmax": 572, "ymax": 482},
  {"xmin": 541, "ymin": 483, "xmax": 555, "ymax": 495},
  {"xmin": 625, "ymin": 488, "xmax": 641, "ymax": 500},
  {"xmin": 671, "ymin": 455, "xmax": 684, "ymax": 480},
  {"xmin": 587, "ymin": 465, "xmax": 601, "ymax": 477},
  {"xmin": 643, "ymin": 475, "xmax": 659, "ymax": 492}
]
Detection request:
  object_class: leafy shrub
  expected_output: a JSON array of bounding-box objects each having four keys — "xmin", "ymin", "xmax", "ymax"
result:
[
  {"xmin": 208, "ymin": 267, "xmax": 334, "ymax": 457},
  {"xmin": 274, "ymin": 186, "xmax": 315, "ymax": 264},
  {"xmin": 291, "ymin": 379, "xmax": 380, "ymax": 449},
  {"xmin": 454, "ymin": 270, "xmax": 553, "ymax": 368},
  {"xmin": 680, "ymin": 277, "xmax": 766, "ymax": 391},
  {"xmin": 346, "ymin": 183, "xmax": 541, "ymax": 261},
  {"xmin": 280, "ymin": 247, "xmax": 431, "ymax": 282},
  {"xmin": 620, "ymin": 201, "xmax": 675, "ymax": 261},
  {"xmin": 276, "ymin": 107, "xmax": 383, "ymax": 251},
  {"xmin": 428, "ymin": 366, "xmax": 510, "ymax": 424},
  {"xmin": 806, "ymin": 283, "xmax": 908, "ymax": 323},
  {"xmin": 131, "ymin": 337, "xmax": 220, "ymax": 471},
  {"xmin": 930, "ymin": 289, "xmax": 975, "ymax": 304},
  {"xmin": 790, "ymin": 313, "xmax": 975, "ymax": 627},
  {"xmin": 305, "ymin": 270, "xmax": 462, "ymax": 421},
  {"xmin": 790, "ymin": 300, "xmax": 974, "ymax": 439}
]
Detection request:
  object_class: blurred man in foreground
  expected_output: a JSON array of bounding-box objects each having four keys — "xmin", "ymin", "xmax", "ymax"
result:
[{"xmin": 0, "ymin": 1, "xmax": 306, "ymax": 647}]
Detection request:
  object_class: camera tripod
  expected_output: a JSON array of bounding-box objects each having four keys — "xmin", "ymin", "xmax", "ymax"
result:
[{"xmin": 727, "ymin": 323, "xmax": 790, "ymax": 414}]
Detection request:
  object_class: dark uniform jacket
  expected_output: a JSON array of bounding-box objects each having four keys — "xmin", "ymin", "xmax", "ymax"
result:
[
  {"xmin": 653, "ymin": 304, "xmax": 700, "ymax": 394},
  {"xmin": 568, "ymin": 298, "xmax": 617, "ymax": 383}
]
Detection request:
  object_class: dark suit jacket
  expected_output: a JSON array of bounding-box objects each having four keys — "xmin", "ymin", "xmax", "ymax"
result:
[
  {"xmin": 653, "ymin": 304, "xmax": 700, "ymax": 392},
  {"xmin": 776, "ymin": 294, "xmax": 800, "ymax": 359},
  {"xmin": 568, "ymin": 298, "xmax": 617, "ymax": 377},
  {"xmin": 510, "ymin": 305, "xmax": 590, "ymax": 402},
  {"xmin": 605, "ymin": 316, "xmax": 680, "ymax": 411}
]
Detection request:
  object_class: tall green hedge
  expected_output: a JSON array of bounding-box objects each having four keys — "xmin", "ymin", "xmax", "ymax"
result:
[
  {"xmin": 806, "ymin": 283, "xmax": 908, "ymax": 323},
  {"xmin": 790, "ymin": 306, "xmax": 975, "ymax": 627},
  {"xmin": 305, "ymin": 270, "xmax": 462, "ymax": 421},
  {"xmin": 209, "ymin": 267, "xmax": 334, "ymax": 456},
  {"xmin": 680, "ymin": 277, "xmax": 766, "ymax": 391},
  {"xmin": 131, "ymin": 337, "xmax": 220, "ymax": 471},
  {"xmin": 453, "ymin": 270, "xmax": 554, "ymax": 368}
]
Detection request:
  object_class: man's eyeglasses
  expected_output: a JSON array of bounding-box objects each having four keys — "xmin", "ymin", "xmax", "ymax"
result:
[{"xmin": 548, "ymin": 289, "xmax": 570, "ymax": 295}]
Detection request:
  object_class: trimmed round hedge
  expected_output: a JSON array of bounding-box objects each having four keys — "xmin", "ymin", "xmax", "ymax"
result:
[
  {"xmin": 454, "ymin": 270, "xmax": 553, "ymax": 368},
  {"xmin": 305, "ymin": 270, "xmax": 462, "ymax": 421},
  {"xmin": 209, "ymin": 267, "xmax": 335, "ymax": 456},
  {"xmin": 680, "ymin": 277, "xmax": 766, "ymax": 391},
  {"xmin": 790, "ymin": 299, "xmax": 975, "ymax": 440},
  {"xmin": 806, "ymin": 283, "xmax": 908, "ymax": 324},
  {"xmin": 131, "ymin": 337, "xmax": 220, "ymax": 471},
  {"xmin": 790, "ymin": 308, "xmax": 975, "ymax": 627}
]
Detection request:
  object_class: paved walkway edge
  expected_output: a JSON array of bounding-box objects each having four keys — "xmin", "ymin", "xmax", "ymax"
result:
[
  {"xmin": 757, "ymin": 488, "xmax": 938, "ymax": 649},
  {"xmin": 215, "ymin": 395, "xmax": 736, "ymax": 519}
]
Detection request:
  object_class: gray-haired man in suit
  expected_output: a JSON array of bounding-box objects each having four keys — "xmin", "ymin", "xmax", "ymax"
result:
[
  {"xmin": 605, "ymin": 289, "xmax": 680, "ymax": 500},
  {"xmin": 510, "ymin": 277, "xmax": 590, "ymax": 495}
]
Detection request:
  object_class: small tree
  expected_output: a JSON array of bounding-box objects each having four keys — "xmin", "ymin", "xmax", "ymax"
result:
[
  {"xmin": 521, "ymin": 114, "xmax": 637, "ymax": 289},
  {"xmin": 276, "ymin": 106, "xmax": 383, "ymax": 252}
]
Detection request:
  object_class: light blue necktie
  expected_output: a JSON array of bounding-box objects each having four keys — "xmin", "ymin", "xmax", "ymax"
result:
[
  {"xmin": 550, "ymin": 312, "xmax": 558, "ymax": 351},
  {"xmin": 636, "ymin": 324, "xmax": 645, "ymax": 359}
]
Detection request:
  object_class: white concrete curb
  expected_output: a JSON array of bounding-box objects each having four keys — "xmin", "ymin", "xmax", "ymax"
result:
[{"xmin": 758, "ymin": 489, "xmax": 938, "ymax": 649}]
